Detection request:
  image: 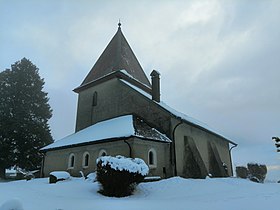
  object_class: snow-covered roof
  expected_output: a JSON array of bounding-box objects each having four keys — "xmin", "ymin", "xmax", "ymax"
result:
[
  {"xmin": 41, "ymin": 115, "xmax": 170, "ymax": 151},
  {"xmin": 120, "ymin": 79, "xmax": 236, "ymax": 145}
]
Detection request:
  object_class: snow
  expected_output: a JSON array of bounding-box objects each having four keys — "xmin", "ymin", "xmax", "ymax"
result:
[
  {"xmin": 5, "ymin": 169, "xmax": 17, "ymax": 174},
  {"xmin": 50, "ymin": 171, "xmax": 70, "ymax": 180},
  {"xmin": 0, "ymin": 177, "xmax": 279, "ymax": 210},
  {"xmin": 42, "ymin": 115, "xmax": 170, "ymax": 151},
  {"xmin": 42, "ymin": 115, "xmax": 135, "ymax": 150},
  {"xmin": 97, "ymin": 155, "xmax": 149, "ymax": 176},
  {"xmin": 86, "ymin": 173, "xmax": 96, "ymax": 182},
  {"xmin": 0, "ymin": 199, "xmax": 23, "ymax": 210}
]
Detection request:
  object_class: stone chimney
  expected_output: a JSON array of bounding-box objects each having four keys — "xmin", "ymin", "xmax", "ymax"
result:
[{"xmin": 150, "ymin": 70, "xmax": 160, "ymax": 102}]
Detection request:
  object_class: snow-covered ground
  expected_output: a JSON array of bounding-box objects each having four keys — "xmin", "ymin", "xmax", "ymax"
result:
[{"xmin": 0, "ymin": 176, "xmax": 279, "ymax": 210}]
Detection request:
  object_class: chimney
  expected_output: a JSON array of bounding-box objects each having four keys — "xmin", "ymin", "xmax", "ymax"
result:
[{"xmin": 150, "ymin": 70, "xmax": 160, "ymax": 102}]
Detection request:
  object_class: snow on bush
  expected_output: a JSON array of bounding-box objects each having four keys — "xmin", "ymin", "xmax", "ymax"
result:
[
  {"xmin": 86, "ymin": 172, "xmax": 97, "ymax": 182},
  {"xmin": 96, "ymin": 155, "xmax": 149, "ymax": 197},
  {"xmin": 0, "ymin": 199, "xmax": 24, "ymax": 210},
  {"xmin": 96, "ymin": 155, "xmax": 149, "ymax": 176},
  {"xmin": 49, "ymin": 171, "xmax": 70, "ymax": 184},
  {"xmin": 50, "ymin": 171, "xmax": 70, "ymax": 180}
]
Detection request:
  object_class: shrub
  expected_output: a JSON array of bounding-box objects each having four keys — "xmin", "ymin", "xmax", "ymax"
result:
[
  {"xmin": 247, "ymin": 163, "xmax": 267, "ymax": 183},
  {"xmin": 235, "ymin": 163, "xmax": 267, "ymax": 183},
  {"xmin": 96, "ymin": 155, "xmax": 149, "ymax": 197},
  {"xmin": 49, "ymin": 171, "xmax": 70, "ymax": 184},
  {"xmin": 236, "ymin": 166, "xmax": 248, "ymax": 179}
]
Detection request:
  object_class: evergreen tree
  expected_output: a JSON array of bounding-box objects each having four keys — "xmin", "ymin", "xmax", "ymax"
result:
[{"xmin": 0, "ymin": 58, "xmax": 53, "ymax": 178}]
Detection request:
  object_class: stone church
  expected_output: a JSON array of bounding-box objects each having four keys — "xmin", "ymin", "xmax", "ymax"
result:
[{"xmin": 41, "ymin": 24, "xmax": 237, "ymax": 179}]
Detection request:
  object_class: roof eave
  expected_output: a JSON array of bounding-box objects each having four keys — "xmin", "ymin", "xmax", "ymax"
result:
[
  {"xmin": 41, "ymin": 136, "xmax": 134, "ymax": 152},
  {"xmin": 41, "ymin": 134, "xmax": 172, "ymax": 153},
  {"xmin": 73, "ymin": 70, "xmax": 152, "ymax": 94}
]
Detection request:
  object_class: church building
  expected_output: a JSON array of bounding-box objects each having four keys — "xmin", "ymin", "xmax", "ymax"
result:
[{"xmin": 41, "ymin": 23, "xmax": 237, "ymax": 179}]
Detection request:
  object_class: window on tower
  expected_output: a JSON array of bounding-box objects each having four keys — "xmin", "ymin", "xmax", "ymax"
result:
[{"xmin": 92, "ymin": 91, "xmax": 98, "ymax": 106}]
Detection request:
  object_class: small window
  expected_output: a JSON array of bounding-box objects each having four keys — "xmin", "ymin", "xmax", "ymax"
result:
[
  {"xmin": 148, "ymin": 148, "xmax": 157, "ymax": 168},
  {"xmin": 92, "ymin": 91, "xmax": 98, "ymax": 106},
  {"xmin": 149, "ymin": 151, "xmax": 154, "ymax": 165},
  {"xmin": 68, "ymin": 153, "xmax": 75, "ymax": 169},
  {"xmin": 83, "ymin": 152, "xmax": 90, "ymax": 168},
  {"xmin": 98, "ymin": 149, "xmax": 107, "ymax": 157}
]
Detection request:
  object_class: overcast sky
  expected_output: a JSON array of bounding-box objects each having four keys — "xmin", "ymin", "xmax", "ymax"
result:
[{"xmin": 1, "ymin": 0, "xmax": 280, "ymax": 167}]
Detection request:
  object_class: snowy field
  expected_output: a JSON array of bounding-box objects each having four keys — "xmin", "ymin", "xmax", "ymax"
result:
[{"xmin": 0, "ymin": 176, "xmax": 280, "ymax": 210}]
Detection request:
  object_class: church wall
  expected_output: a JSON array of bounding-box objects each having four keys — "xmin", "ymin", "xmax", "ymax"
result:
[
  {"xmin": 43, "ymin": 139, "xmax": 131, "ymax": 177},
  {"xmin": 132, "ymin": 138, "xmax": 172, "ymax": 178},
  {"xmin": 43, "ymin": 137, "xmax": 171, "ymax": 178},
  {"xmin": 173, "ymin": 119, "xmax": 232, "ymax": 177},
  {"xmin": 75, "ymin": 78, "xmax": 172, "ymax": 137}
]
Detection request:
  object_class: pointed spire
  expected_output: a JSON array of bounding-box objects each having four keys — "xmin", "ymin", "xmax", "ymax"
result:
[{"xmin": 79, "ymin": 24, "xmax": 151, "ymax": 87}]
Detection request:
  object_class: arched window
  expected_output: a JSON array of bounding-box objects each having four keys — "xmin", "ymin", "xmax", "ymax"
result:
[
  {"xmin": 148, "ymin": 148, "xmax": 157, "ymax": 168},
  {"xmin": 92, "ymin": 91, "xmax": 98, "ymax": 106},
  {"xmin": 68, "ymin": 153, "xmax": 75, "ymax": 169},
  {"xmin": 149, "ymin": 151, "xmax": 154, "ymax": 165},
  {"xmin": 83, "ymin": 152, "xmax": 90, "ymax": 168},
  {"xmin": 98, "ymin": 149, "xmax": 107, "ymax": 157}
]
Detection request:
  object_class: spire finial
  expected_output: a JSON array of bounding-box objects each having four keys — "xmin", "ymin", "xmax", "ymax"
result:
[{"xmin": 118, "ymin": 19, "xmax": 121, "ymax": 28}]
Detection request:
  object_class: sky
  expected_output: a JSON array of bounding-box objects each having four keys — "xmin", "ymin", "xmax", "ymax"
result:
[{"xmin": 0, "ymin": 0, "xmax": 280, "ymax": 167}]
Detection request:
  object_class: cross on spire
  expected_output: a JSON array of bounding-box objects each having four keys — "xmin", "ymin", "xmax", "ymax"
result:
[{"xmin": 118, "ymin": 19, "xmax": 121, "ymax": 28}]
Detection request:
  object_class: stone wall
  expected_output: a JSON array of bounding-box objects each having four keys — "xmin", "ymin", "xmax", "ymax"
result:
[
  {"xmin": 43, "ymin": 139, "xmax": 130, "ymax": 177},
  {"xmin": 75, "ymin": 78, "xmax": 171, "ymax": 137},
  {"xmin": 173, "ymin": 119, "xmax": 232, "ymax": 177},
  {"xmin": 43, "ymin": 137, "xmax": 171, "ymax": 178}
]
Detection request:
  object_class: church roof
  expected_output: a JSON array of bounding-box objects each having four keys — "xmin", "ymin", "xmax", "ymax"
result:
[
  {"xmin": 120, "ymin": 79, "xmax": 237, "ymax": 146},
  {"xmin": 79, "ymin": 24, "xmax": 151, "ymax": 88},
  {"xmin": 41, "ymin": 115, "xmax": 170, "ymax": 151}
]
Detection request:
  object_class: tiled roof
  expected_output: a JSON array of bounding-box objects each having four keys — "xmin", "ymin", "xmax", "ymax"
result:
[{"xmin": 78, "ymin": 25, "xmax": 151, "ymax": 88}]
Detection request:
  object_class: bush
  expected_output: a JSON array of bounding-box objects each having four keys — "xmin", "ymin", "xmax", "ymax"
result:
[
  {"xmin": 96, "ymin": 156, "xmax": 149, "ymax": 197},
  {"xmin": 247, "ymin": 163, "xmax": 267, "ymax": 183},
  {"xmin": 236, "ymin": 166, "xmax": 248, "ymax": 179},
  {"xmin": 235, "ymin": 163, "xmax": 267, "ymax": 183},
  {"xmin": 49, "ymin": 171, "xmax": 70, "ymax": 184}
]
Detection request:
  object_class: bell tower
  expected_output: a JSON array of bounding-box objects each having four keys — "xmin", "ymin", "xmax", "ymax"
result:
[{"xmin": 73, "ymin": 23, "xmax": 152, "ymax": 132}]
